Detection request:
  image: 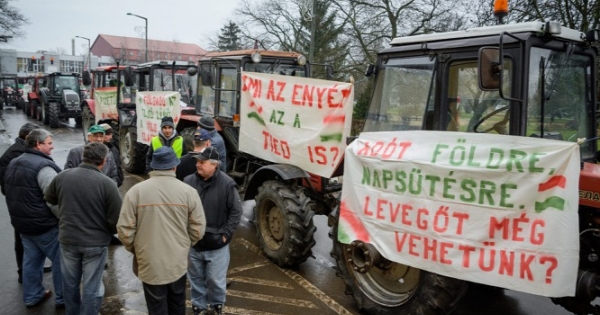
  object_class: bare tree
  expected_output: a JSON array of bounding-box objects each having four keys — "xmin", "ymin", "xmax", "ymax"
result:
[{"xmin": 0, "ymin": 0, "xmax": 27, "ymax": 39}]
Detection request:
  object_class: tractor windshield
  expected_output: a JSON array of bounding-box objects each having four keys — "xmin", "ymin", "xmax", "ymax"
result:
[
  {"xmin": 244, "ymin": 62, "xmax": 306, "ymax": 77},
  {"xmin": 363, "ymin": 56, "xmax": 436, "ymax": 132},
  {"xmin": 526, "ymin": 47, "xmax": 595, "ymax": 159}
]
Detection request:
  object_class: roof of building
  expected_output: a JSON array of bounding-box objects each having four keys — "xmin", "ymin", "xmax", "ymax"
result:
[{"xmin": 95, "ymin": 34, "xmax": 207, "ymax": 56}]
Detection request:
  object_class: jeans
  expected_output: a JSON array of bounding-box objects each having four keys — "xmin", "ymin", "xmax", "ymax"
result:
[
  {"xmin": 21, "ymin": 226, "xmax": 63, "ymax": 306},
  {"xmin": 142, "ymin": 275, "xmax": 186, "ymax": 315},
  {"xmin": 188, "ymin": 245, "xmax": 229, "ymax": 309},
  {"xmin": 60, "ymin": 244, "xmax": 108, "ymax": 315}
]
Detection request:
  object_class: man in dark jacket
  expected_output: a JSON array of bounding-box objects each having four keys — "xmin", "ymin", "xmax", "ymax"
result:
[
  {"xmin": 100, "ymin": 123, "xmax": 124, "ymax": 186},
  {"xmin": 65, "ymin": 124, "xmax": 120, "ymax": 186},
  {"xmin": 0, "ymin": 122, "xmax": 39, "ymax": 283},
  {"xmin": 197, "ymin": 116, "xmax": 226, "ymax": 172},
  {"xmin": 45, "ymin": 142, "xmax": 122, "ymax": 315},
  {"xmin": 176, "ymin": 129, "xmax": 210, "ymax": 181},
  {"xmin": 5, "ymin": 128, "xmax": 64, "ymax": 308},
  {"xmin": 146, "ymin": 116, "xmax": 186, "ymax": 173},
  {"xmin": 184, "ymin": 147, "xmax": 242, "ymax": 315}
]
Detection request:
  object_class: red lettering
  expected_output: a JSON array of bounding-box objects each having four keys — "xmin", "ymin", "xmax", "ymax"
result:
[
  {"xmin": 376, "ymin": 198, "xmax": 386, "ymax": 220},
  {"xmin": 262, "ymin": 130, "xmax": 291, "ymax": 159},
  {"xmin": 499, "ymin": 250, "xmax": 515, "ymax": 276},
  {"xmin": 363, "ymin": 196, "xmax": 373, "ymax": 216},
  {"xmin": 395, "ymin": 231, "xmax": 408, "ymax": 251},
  {"xmin": 519, "ymin": 253, "xmax": 534, "ymax": 280},
  {"xmin": 314, "ymin": 146, "xmax": 327, "ymax": 165},
  {"xmin": 417, "ymin": 208, "xmax": 428, "ymax": 230},
  {"xmin": 489, "ymin": 217, "xmax": 509, "ymax": 240},
  {"xmin": 291, "ymin": 84, "xmax": 302, "ymax": 105},
  {"xmin": 401, "ymin": 204, "xmax": 412, "ymax": 226},
  {"xmin": 408, "ymin": 234, "xmax": 421, "ymax": 257},
  {"xmin": 316, "ymin": 87, "xmax": 327, "ymax": 108},
  {"xmin": 439, "ymin": 242, "xmax": 453, "ymax": 264},
  {"xmin": 303, "ymin": 85, "xmax": 314, "ymax": 107},
  {"xmin": 530, "ymin": 219, "xmax": 545, "ymax": 245},
  {"xmin": 327, "ymin": 86, "xmax": 341, "ymax": 108},
  {"xmin": 452, "ymin": 212, "xmax": 469, "ymax": 235},
  {"xmin": 423, "ymin": 237, "xmax": 437, "ymax": 261},
  {"xmin": 459, "ymin": 244, "xmax": 476, "ymax": 268},
  {"xmin": 389, "ymin": 203, "xmax": 400, "ymax": 223}
]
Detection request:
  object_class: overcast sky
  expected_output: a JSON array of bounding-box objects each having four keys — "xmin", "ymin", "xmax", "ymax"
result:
[{"xmin": 4, "ymin": 0, "xmax": 241, "ymax": 55}]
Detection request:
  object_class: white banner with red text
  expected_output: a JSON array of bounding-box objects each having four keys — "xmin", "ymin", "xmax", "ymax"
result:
[
  {"xmin": 239, "ymin": 71, "xmax": 353, "ymax": 178},
  {"xmin": 136, "ymin": 91, "xmax": 181, "ymax": 145},
  {"xmin": 340, "ymin": 131, "xmax": 580, "ymax": 297}
]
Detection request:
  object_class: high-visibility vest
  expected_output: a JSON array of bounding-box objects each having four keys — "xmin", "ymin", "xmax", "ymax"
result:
[{"xmin": 151, "ymin": 136, "xmax": 184, "ymax": 158}]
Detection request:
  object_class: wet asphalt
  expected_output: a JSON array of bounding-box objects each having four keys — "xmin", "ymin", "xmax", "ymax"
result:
[{"xmin": 0, "ymin": 106, "xmax": 576, "ymax": 315}]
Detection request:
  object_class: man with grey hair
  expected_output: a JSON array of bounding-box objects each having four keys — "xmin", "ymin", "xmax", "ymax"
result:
[
  {"xmin": 45, "ymin": 142, "xmax": 122, "ymax": 315},
  {"xmin": 4, "ymin": 128, "xmax": 64, "ymax": 308},
  {"xmin": 0, "ymin": 122, "xmax": 40, "ymax": 283},
  {"xmin": 184, "ymin": 146, "xmax": 241, "ymax": 315}
]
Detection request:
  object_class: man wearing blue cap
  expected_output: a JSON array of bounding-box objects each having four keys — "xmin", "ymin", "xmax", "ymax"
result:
[
  {"xmin": 176, "ymin": 129, "xmax": 211, "ymax": 181},
  {"xmin": 118, "ymin": 147, "xmax": 206, "ymax": 315}
]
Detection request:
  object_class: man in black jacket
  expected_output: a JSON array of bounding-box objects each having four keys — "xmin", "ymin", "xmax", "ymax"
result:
[
  {"xmin": 183, "ymin": 147, "xmax": 241, "ymax": 315},
  {"xmin": 5, "ymin": 128, "xmax": 64, "ymax": 308},
  {"xmin": 0, "ymin": 122, "xmax": 39, "ymax": 283},
  {"xmin": 176, "ymin": 129, "xmax": 210, "ymax": 181},
  {"xmin": 100, "ymin": 123, "xmax": 124, "ymax": 187}
]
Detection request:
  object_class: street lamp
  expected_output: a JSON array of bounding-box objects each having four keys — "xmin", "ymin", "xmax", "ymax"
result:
[
  {"xmin": 127, "ymin": 12, "xmax": 148, "ymax": 62},
  {"xmin": 75, "ymin": 35, "xmax": 91, "ymax": 70}
]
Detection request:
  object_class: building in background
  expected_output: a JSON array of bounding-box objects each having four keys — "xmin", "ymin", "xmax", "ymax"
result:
[{"xmin": 0, "ymin": 34, "xmax": 206, "ymax": 76}]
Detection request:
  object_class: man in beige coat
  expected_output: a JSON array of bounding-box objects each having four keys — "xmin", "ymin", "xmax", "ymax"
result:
[{"xmin": 117, "ymin": 147, "xmax": 206, "ymax": 315}]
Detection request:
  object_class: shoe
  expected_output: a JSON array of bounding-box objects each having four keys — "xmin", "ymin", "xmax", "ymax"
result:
[
  {"xmin": 212, "ymin": 304, "xmax": 223, "ymax": 315},
  {"xmin": 43, "ymin": 266, "xmax": 52, "ymax": 273},
  {"xmin": 192, "ymin": 305, "xmax": 209, "ymax": 315},
  {"xmin": 55, "ymin": 303, "xmax": 65, "ymax": 309},
  {"xmin": 25, "ymin": 289, "xmax": 52, "ymax": 308}
]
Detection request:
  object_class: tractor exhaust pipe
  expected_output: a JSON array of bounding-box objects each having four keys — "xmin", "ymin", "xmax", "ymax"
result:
[{"xmin": 346, "ymin": 240, "xmax": 384, "ymax": 273}]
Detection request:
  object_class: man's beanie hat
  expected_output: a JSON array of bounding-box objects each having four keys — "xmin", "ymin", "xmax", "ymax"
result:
[
  {"xmin": 150, "ymin": 147, "xmax": 180, "ymax": 170},
  {"xmin": 99, "ymin": 123, "xmax": 113, "ymax": 135},
  {"xmin": 197, "ymin": 116, "xmax": 215, "ymax": 131},
  {"xmin": 161, "ymin": 116, "xmax": 175, "ymax": 128}
]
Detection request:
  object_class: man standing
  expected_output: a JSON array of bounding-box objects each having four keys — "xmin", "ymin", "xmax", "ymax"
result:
[
  {"xmin": 0, "ymin": 122, "xmax": 39, "ymax": 283},
  {"xmin": 65, "ymin": 124, "xmax": 120, "ymax": 186},
  {"xmin": 197, "ymin": 116, "xmax": 227, "ymax": 172},
  {"xmin": 176, "ymin": 128, "xmax": 210, "ymax": 181},
  {"xmin": 45, "ymin": 142, "xmax": 122, "ymax": 315},
  {"xmin": 145, "ymin": 116, "xmax": 185, "ymax": 173},
  {"xmin": 118, "ymin": 147, "xmax": 206, "ymax": 315},
  {"xmin": 100, "ymin": 123, "xmax": 124, "ymax": 186},
  {"xmin": 4, "ymin": 128, "xmax": 64, "ymax": 308},
  {"xmin": 184, "ymin": 147, "xmax": 242, "ymax": 315}
]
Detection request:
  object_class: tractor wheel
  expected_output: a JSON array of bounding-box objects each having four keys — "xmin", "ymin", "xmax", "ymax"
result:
[
  {"xmin": 24, "ymin": 102, "xmax": 30, "ymax": 117},
  {"xmin": 74, "ymin": 115, "xmax": 82, "ymax": 127},
  {"xmin": 120, "ymin": 126, "xmax": 147, "ymax": 174},
  {"xmin": 329, "ymin": 207, "xmax": 467, "ymax": 315},
  {"xmin": 81, "ymin": 105, "xmax": 94, "ymax": 141},
  {"xmin": 179, "ymin": 127, "xmax": 197, "ymax": 152},
  {"xmin": 48, "ymin": 102, "xmax": 59, "ymax": 128},
  {"xmin": 254, "ymin": 180, "xmax": 316, "ymax": 267}
]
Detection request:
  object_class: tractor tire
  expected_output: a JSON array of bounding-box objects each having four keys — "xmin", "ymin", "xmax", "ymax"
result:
[
  {"xmin": 120, "ymin": 126, "xmax": 147, "ymax": 174},
  {"xmin": 74, "ymin": 115, "xmax": 82, "ymax": 127},
  {"xmin": 24, "ymin": 102, "xmax": 30, "ymax": 117},
  {"xmin": 48, "ymin": 102, "xmax": 59, "ymax": 128},
  {"xmin": 180, "ymin": 127, "xmax": 197, "ymax": 152},
  {"xmin": 254, "ymin": 180, "xmax": 316, "ymax": 267},
  {"xmin": 329, "ymin": 207, "xmax": 468, "ymax": 315},
  {"xmin": 81, "ymin": 105, "xmax": 94, "ymax": 142}
]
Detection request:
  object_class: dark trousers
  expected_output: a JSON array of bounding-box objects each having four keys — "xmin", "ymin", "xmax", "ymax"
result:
[
  {"xmin": 142, "ymin": 274, "xmax": 186, "ymax": 315},
  {"xmin": 14, "ymin": 228, "xmax": 23, "ymax": 279}
]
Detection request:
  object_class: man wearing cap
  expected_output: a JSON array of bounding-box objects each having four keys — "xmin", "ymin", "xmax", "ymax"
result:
[
  {"xmin": 100, "ymin": 123, "xmax": 124, "ymax": 187},
  {"xmin": 45, "ymin": 142, "xmax": 122, "ymax": 315},
  {"xmin": 197, "ymin": 116, "xmax": 226, "ymax": 172},
  {"xmin": 184, "ymin": 147, "xmax": 242, "ymax": 315},
  {"xmin": 176, "ymin": 129, "xmax": 211, "ymax": 181},
  {"xmin": 65, "ymin": 124, "xmax": 121, "ymax": 186},
  {"xmin": 145, "ymin": 116, "xmax": 186, "ymax": 173},
  {"xmin": 118, "ymin": 147, "xmax": 206, "ymax": 315}
]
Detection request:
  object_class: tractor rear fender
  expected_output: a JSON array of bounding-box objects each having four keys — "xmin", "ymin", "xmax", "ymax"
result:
[
  {"xmin": 243, "ymin": 164, "xmax": 310, "ymax": 201},
  {"xmin": 27, "ymin": 92, "xmax": 38, "ymax": 102},
  {"xmin": 82, "ymin": 99, "xmax": 96, "ymax": 116}
]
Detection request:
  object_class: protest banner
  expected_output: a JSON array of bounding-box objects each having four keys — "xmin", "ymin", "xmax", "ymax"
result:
[
  {"xmin": 93, "ymin": 87, "xmax": 118, "ymax": 122},
  {"xmin": 136, "ymin": 91, "xmax": 181, "ymax": 145},
  {"xmin": 239, "ymin": 71, "xmax": 353, "ymax": 178},
  {"xmin": 339, "ymin": 131, "xmax": 580, "ymax": 297}
]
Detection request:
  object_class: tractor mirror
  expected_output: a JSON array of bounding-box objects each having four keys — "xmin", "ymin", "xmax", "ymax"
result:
[
  {"xmin": 200, "ymin": 67, "xmax": 213, "ymax": 87},
  {"xmin": 478, "ymin": 47, "xmax": 501, "ymax": 91},
  {"xmin": 81, "ymin": 70, "xmax": 91, "ymax": 86},
  {"xmin": 187, "ymin": 67, "xmax": 198, "ymax": 76},
  {"xmin": 123, "ymin": 66, "xmax": 135, "ymax": 87}
]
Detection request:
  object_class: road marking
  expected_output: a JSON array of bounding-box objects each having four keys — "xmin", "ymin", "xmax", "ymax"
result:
[
  {"xmin": 228, "ymin": 276, "xmax": 293, "ymax": 289},
  {"xmin": 227, "ymin": 289, "xmax": 318, "ymax": 308},
  {"xmin": 224, "ymin": 306, "xmax": 287, "ymax": 315},
  {"xmin": 235, "ymin": 238, "xmax": 355, "ymax": 315},
  {"xmin": 227, "ymin": 260, "xmax": 271, "ymax": 274}
]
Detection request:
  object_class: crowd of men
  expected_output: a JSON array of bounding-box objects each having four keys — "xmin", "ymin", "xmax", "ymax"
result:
[{"xmin": 0, "ymin": 116, "xmax": 240, "ymax": 315}]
